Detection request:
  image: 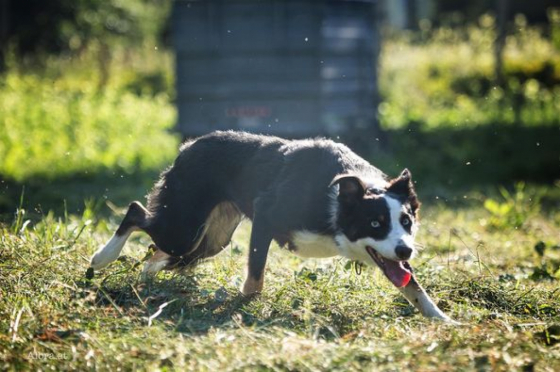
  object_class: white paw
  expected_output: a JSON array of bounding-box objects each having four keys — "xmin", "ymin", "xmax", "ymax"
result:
[{"xmin": 90, "ymin": 233, "xmax": 129, "ymax": 269}]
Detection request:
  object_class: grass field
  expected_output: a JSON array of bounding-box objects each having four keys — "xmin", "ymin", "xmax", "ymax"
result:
[
  {"xmin": 1, "ymin": 183, "xmax": 560, "ymax": 371},
  {"xmin": 1, "ymin": 17, "xmax": 560, "ymax": 371}
]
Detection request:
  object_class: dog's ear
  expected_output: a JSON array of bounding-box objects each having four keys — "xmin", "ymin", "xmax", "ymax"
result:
[
  {"xmin": 387, "ymin": 169, "xmax": 420, "ymax": 215},
  {"xmin": 329, "ymin": 174, "xmax": 367, "ymax": 203},
  {"xmin": 387, "ymin": 169, "xmax": 412, "ymax": 196}
]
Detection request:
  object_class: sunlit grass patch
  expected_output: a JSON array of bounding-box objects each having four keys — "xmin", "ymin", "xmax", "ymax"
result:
[
  {"xmin": 1, "ymin": 190, "xmax": 559, "ymax": 371},
  {"xmin": 0, "ymin": 72, "xmax": 178, "ymax": 182}
]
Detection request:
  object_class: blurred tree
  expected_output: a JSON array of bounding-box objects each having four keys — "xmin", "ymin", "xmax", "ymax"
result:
[
  {"xmin": 0, "ymin": 0, "xmax": 170, "ymax": 74},
  {"xmin": 0, "ymin": 0, "xmax": 8, "ymax": 70},
  {"xmin": 495, "ymin": 0, "xmax": 508, "ymax": 87},
  {"xmin": 435, "ymin": 0, "xmax": 559, "ymax": 25},
  {"xmin": 0, "ymin": 0, "xmax": 73, "ymax": 69}
]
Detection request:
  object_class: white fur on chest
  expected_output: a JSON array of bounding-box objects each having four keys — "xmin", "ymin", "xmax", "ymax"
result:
[{"xmin": 290, "ymin": 230, "xmax": 341, "ymax": 258}]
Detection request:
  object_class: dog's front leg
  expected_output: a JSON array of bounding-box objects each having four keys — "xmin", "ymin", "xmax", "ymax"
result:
[
  {"xmin": 242, "ymin": 218, "xmax": 273, "ymax": 296},
  {"xmin": 399, "ymin": 276, "xmax": 458, "ymax": 324}
]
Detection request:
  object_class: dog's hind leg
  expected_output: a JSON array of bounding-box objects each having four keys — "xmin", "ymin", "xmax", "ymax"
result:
[
  {"xmin": 139, "ymin": 202, "xmax": 243, "ymax": 280},
  {"xmin": 140, "ymin": 248, "xmax": 173, "ymax": 281},
  {"xmin": 90, "ymin": 201, "xmax": 150, "ymax": 270},
  {"xmin": 193, "ymin": 202, "xmax": 243, "ymax": 258}
]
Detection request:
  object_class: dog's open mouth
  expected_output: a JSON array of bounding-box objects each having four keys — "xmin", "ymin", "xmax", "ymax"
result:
[{"xmin": 366, "ymin": 246, "xmax": 412, "ymax": 288}]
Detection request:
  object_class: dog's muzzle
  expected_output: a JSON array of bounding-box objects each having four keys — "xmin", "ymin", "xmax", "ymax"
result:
[{"xmin": 366, "ymin": 246, "xmax": 412, "ymax": 288}]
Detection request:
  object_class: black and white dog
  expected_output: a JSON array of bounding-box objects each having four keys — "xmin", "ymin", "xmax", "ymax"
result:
[{"xmin": 90, "ymin": 131, "xmax": 454, "ymax": 322}]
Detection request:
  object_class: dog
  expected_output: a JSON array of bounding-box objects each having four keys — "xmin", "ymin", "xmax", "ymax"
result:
[{"xmin": 89, "ymin": 131, "xmax": 454, "ymax": 322}]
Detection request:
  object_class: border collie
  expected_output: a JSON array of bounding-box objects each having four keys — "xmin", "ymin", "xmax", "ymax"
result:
[{"xmin": 89, "ymin": 131, "xmax": 454, "ymax": 322}]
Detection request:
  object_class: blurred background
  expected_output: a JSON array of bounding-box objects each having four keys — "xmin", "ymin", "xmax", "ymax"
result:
[{"xmin": 0, "ymin": 0, "xmax": 559, "ymax": 217}]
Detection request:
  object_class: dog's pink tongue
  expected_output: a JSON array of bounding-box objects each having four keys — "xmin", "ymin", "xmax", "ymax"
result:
[{"xmin": 384, "ymin": 260, "xmax": 412, "ymax": 288}]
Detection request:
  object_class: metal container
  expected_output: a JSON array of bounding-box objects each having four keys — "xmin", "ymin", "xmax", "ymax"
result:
[{"xmin": 172, "ymin": 0, "xmax": 380, "ymax": 138}]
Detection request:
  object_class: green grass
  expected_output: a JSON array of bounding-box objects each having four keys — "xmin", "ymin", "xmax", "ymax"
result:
[{"xmin": 1, "ymin": 186, "xmax": 560, "ymax": 371}]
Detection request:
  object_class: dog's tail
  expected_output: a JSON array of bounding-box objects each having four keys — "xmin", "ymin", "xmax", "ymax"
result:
[{"xmin": 90, "ymin": 201, "xmax": 150, "ymax": 270}]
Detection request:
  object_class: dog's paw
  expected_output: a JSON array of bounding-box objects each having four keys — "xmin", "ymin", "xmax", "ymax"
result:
[
  {"xmin": 239, "ymin": 289, "xmax": 260, "ymax": 299},
  {"xmin": 437, "ymin": 314, "xmax": 463, "ymax": 326},
  {"xmin": 241, "ymin": 276, "xmax": 264, "ymax": 297},
  {"xmin": 443, "ymin": 318, "xmax": 462, "ymax": 326},
  {"xmin": 423, "ymin": 307, "xmax": 462, "ymax": 325}
]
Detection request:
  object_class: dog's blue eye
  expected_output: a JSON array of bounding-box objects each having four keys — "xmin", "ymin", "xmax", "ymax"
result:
[
  {"xmin": 401, "ymin": 216, "xmax": 410, "ymax": 226},
  {"xmin": 371, "ymin": 221, "xmax": 380, "ymax": 228}
]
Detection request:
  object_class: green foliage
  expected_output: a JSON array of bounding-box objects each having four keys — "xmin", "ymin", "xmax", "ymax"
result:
[
  {"xmin": 0, "ymin": 71, "xmax": 177, "ymax": 182},
  {"xmin": 551, "ymin": 8, "xmax": 560, "ymax": 49},
  {"xmin": 60, "ymin": 0, "xmax": 171, "ymax": 49},
  {"xmin": 483, "ymin": 183, "xmax": 541, "ymax": 230},
  {"xmin": 2, "ymin": 0, "xmax": 171, "ymax": 59},
  {"xmin": 380, "ymin": 14, "xmax": 560, "ymax": 129},
  {"xmin": 530, "ymin": 241, "xmax": 560, "ymax": 281}
]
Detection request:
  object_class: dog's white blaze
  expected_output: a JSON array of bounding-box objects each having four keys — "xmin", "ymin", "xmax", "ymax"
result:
[
  {"xmin": 90, "ymin": 230, "xmax": 134, "ymax": 269},
  {"xmin": 370, "ymin": 195, "xmax": 417, "ymax": 260},
  {"xmin": 291, "ymin": 231, "xmax": 340, "ymax": 258}
]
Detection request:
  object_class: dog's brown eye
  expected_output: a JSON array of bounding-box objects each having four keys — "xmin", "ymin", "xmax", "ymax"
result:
[{"xmin": 371, "ymin": 220, "xmax": 380, "ymax": 228}]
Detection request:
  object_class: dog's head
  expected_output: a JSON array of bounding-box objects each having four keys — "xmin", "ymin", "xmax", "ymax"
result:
[{"xmin": 331, "ymin": 169, "xmax": 420, "ymax": 288}]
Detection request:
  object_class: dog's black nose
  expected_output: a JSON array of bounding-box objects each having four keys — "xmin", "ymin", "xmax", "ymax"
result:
[{"xmin": 395, "ymin": 245, "xmax": 413, "ymax": 260}]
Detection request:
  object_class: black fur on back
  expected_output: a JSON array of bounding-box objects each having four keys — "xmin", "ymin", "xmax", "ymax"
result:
[{"xmin": 143, "ymin": 131, "xmax": 388, "ymax": 258}]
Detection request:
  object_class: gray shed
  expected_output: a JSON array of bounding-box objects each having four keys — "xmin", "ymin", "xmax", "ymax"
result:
[{"xmin": 172, "ymin": 0, "xmax": 380, "ymax": 138}]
